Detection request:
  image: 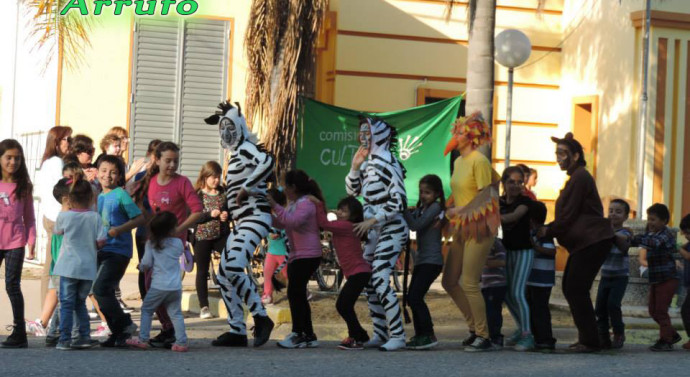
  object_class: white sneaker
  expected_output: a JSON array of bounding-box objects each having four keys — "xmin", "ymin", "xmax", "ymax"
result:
[
  {"xmin": 378, "ymin": 337, "xmax": 406, "ymax": 351},
  {"xmin": 364, "ymin": 335, "xmax": 387, "ymax": 349},
  {"xmin": 200, "ymin": 306, "xmax": 214, "ymax": 319},
  {"xmin": 277, "ymin": 332, "xmax": 305, "ymax": 349},
  {"xmin": 26, "ymin": 319, "xmax": 46, "ymax": 337}
]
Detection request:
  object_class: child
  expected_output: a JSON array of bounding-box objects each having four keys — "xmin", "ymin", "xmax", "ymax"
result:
[
  {"xmin": 595, "ymin": 199, "xmax": 632, "ymax": 349},
  {"xmin": 402, "ymin": 174, "xmax": 445, "ymax": 350},
  {"xmin": 263, "ymin": 188, "xmax": 289, "ymax": 305},
  {"xmin": 93, "ymin": 155, "xmax": 145, "ymax": 347},
  {"xmin": 309, "ymin": 195, "xmax": 371, "ymax": 350},
  {"xmin": 52, "ymin": 173, "xmax": 107, "ymax": 350},
  {"xmin": 94, "ymin": 134, "xmax": 121, "ymax": 168},
  {"xmin": 127, "ymin": 211, "xmax": 188, "ymax": 352},
  {"xmin": 193, "ymin": 161, "xmax": 228, "ymax": 319},
  {"xmin": 133, "ymin": 142, "xmax": 202, "ymax": 347},
  {"xmin": 0, "ymin": 139, "xmax": 36, "ymax": 348},
  {"xmin": 268, "ymin": 170, "xmax": 324, "ymax": 349},
  {"xmin": 677, "ymin": 214, "xmax": 690, "ymax": 350},
  {"xmin": 631, "ymin": 203, "xmax": 681, "ymax": 351},
  {"xmin": 525, "ymin": 200, "xmax": 557, "ymax": 351},
  {"xmin": 499, "ymin": 166, "xmax": 535, "ymax": 351},
  {"xmin": 481, "ymin": 239, "xmax": 508, "ymax": 349}
]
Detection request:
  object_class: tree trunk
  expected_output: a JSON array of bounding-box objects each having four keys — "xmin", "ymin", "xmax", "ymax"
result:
[{"xmin": 465, "ymin": 0, "xmax": 496, "ymax": 159}]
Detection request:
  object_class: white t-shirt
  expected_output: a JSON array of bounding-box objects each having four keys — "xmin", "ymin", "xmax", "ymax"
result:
[
  {"xmin": 53, "ymin": 210, "xmax": 106, "ymax": 280},
  {"xmin": 38, "ymin": 156, "xmax": 64, "ymax": 222},
  {"xmin": 142, "ymin": 238, "xmax": 184, "ymax": 291}
]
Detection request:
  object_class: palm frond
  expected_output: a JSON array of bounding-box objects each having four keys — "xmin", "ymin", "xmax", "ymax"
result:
[
  {"xmin": 245, "ymin": 0, "xmax": 328, "ymax": 177},
  {"xmin": 23, "ymin": 0, "xmax": 94, "ymax": 71}
]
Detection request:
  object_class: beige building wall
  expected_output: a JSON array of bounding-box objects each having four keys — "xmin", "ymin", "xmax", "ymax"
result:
[{"xmin": 58, "ymin": 1, "xmax": 253, "ymax": 160}]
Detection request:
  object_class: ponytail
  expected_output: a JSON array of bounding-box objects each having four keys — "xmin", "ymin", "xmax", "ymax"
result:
[
  {"xmin": 285, "ymin": 169, "xmax": 325, "ymax": 210},
  {"xmin": 132, "ymin": 141, "xmax": 179, "ymax": 203},
  {"xmin": 67, "ymin": 171, "xmax": 93, "ymax": 207}
]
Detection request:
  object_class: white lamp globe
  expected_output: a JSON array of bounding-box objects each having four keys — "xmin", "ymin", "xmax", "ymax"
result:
[{"xmin": 495, "ymin": 29, "xmax": 532, "ymax": 68}]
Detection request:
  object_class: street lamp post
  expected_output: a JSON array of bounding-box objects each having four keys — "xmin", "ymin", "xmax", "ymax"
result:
[{"xmin": 495, "ymin": 29, "xmax": 531, "ymax": 168}]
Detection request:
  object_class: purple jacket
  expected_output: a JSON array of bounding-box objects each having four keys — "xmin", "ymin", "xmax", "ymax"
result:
[{"xmin": 272, "ymin": 197, "xmax": 322, "ymax": 262}]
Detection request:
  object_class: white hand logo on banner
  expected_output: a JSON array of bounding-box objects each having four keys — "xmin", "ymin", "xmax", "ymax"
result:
[{"xmin": 398, "ymin": 135, "xmax": 423, "ymax": 161}]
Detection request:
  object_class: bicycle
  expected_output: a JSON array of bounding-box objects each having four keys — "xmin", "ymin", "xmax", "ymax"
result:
[{"xmin": 315, "ymin": 235, "xmax": 343, "ymax": 292}]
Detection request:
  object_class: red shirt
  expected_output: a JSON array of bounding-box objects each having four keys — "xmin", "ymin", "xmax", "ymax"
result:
[
  {"xmin": 148, "ymin": 174, "xmax": 203, "ymax": 241},
  {"xmin": 314, "ymin": 202, "xmax": 371, "ymax": 278}
]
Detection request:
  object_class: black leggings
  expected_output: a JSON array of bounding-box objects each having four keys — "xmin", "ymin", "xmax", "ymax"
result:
[
  {"xmin": 408, "ymin": 264, "xmax": 443, "ymax": 337},
  {"xmin": 194, "ymin": 236, "xmax": 227, "ymax": 308},
  {"xmin": 1, "ymin": 248, "xmax": 25, "ymax": 327},
  {"xmin": 336, "ymin": 272, "xmax": 371, "ymax": 341},
  {"xmin": 136, "ymin": 235, "xmax": 147, "ymax": 300},
  {"xmin": 287, "ymin": 257, "xmax": 321, "ymax": 336}
]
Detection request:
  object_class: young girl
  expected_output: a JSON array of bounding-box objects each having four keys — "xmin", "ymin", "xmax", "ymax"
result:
[
  {"xmin": 499, "ymin": 166, "xmax": 535, "ymax": 351},
  {"xmin": 52, "ymin": 173, "xmax": 107, "ymax": 350},
  {"xmin": 268, "ymin": 170, "xmax": 324, "ymax": 349},
  {"xmin": 309, "ymin": 195, "xmax": 371, "ymax": 350},
  {"xmin": 94, "ymin": 155, "xmax": 144, "ymax": 347},
  {"xmin": 403, "ymin": 174, "xmax": 445, "ymax": 350},
  {"xmin": 127, "ymin": 211, "xmax": 188, "ymax": 352},
  {"xmin": 193, "ymin": 161, "xmax": 228, "ymax": 319},
  {"xmin": 133, "ymin": 142, "xmax": 202, "ymax": 347},
  {"xmin": 0, "ymin": 139, "xmax": 36, "ymax": 348},
  {"xmin": 262, "ymin": 188, "xmax": 289, "ymax": 305}
]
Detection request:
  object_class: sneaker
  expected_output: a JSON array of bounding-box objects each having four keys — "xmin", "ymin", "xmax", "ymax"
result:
[
  {"xmin": 650, "ymin": 340, "xmax": 673, "ymax": 352},
  {"xmin": 0, "ymin": 326, "xmax": 28, "ymax": 349},
  {"xmin": 199, "ymin": 306, "xmax": 214, "ymax": 319},
  {"xmin": 261, "ymin": 295, "xmax": 273, "ymax": 305},
  {"xmin": 464, "ymin": 336, "xmax": 493, "ymax": 352},
  {"xmin": 100, "ymin": 333, "xmax": 119, "ymax": 348},
  {"xmin": 304, "ymin": 333, "xmax": 319, "ymax": 348},
  {"xmin": 211, "ymin": 332, "xmax": 248, "ymax": 347},
  {"xmin": 682, "ymin": 340, "xmax": 690, "ymax": 350},
  {"xmin": 461, "ymin": 331, "xmax": 477, "ymax": 347},
  {"xmin": 514, "ymin": 334, "xmax": 535, "ymax": 352},
  {"xmin": 277, "ymin": 332, "xmax": 306, "ymax": 349},
  {"xmin": 611, "ymin": 334, "xmax": 625, "ymax": 349},
  {"xmin": 598, "ymin": 332, "xmax": 612, "ymax": 349},
  {"xmin": 71, "ymin": 338, "xmax": 99, "ymax": 349},
  {"xmin": 56, "ymin": 340, "xmax": 72, "ymax": 350},
  {"xmin": 535, "ymin": 342, "xmax": 556, "ymax": 352},
  {"xmin": 338, "ymin": 337, "xmax": 364, "ymax": 350},
  {"xmin": 379, "ymin": 337, "xmax": 406, "ymax": 351},
  {"xmin": 406, "ymin": 335, "xmax": 438, "ymax": 350},
  {"xmin": 671, "ymin": 332, "xmax": 682, "ymax": 345},
  {"xmin": 119, "ymin": 299, "xmax": 134, "ymax": 314},
  {"xmin": 252, "ymin": 315, "xmax": 274, "ymax": 348},
  {"xmin": 122, "ymin": 322, "xmax": 138, "ymax": 337},
  {"xmin": 26, "ymin": 319, "xmax": 46, "ymax": 337},
  {"xmin": 92, "ymin": 324, "xmax": 111, "ymax": 337},
  {"xmin": 504, "ymin": 330, "xmax": 521, "ymax": 347},
  {"xmin": 364, "ymin": 335, "xmax": 387, "ymax": 349},
  {"xmin": 149, "ymin": 329, "xmax": 175, "ymax": 348},
  {"xmin": 126, "ymin": 337, "xmax": 151, "ymax": 350},
  {"xmin": 101, "ymin": 332, "xmax": 130, "ymax": 348},
  {"xmin": 172, "ymin": 344, "xmax": 189, "ymax": 352},
  {"xmin": 45, "ymin": 336, "xmax": 59, "ymax": 347}
]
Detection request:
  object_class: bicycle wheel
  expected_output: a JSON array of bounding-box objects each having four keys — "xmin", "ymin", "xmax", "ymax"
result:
[
  {"xmin": 208, "ymin": 251, "xmax": 221, "ymax": 289},
  {"xmin": 316, "ymin": 246, "xmax": 343, "ymax": 292}
]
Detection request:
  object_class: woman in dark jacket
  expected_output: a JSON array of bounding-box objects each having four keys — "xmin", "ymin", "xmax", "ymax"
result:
[{"xmin": 538, "ymin": 132, "xmax": 614, "ymax": 353}]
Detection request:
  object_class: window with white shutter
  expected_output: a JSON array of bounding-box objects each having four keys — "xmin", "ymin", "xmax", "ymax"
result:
[{"xmin": 130, "ymin": 17, "xmax": 230, "ymax": 179}]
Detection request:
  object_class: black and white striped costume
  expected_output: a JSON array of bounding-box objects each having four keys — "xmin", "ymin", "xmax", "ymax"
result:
[
  {"xmin": 204, "ymin": 102, "xmax": 273, "ymax": 336},
  {"xmin": 346, "ymin": 118, "xmax": 408, "ymax": 342}
]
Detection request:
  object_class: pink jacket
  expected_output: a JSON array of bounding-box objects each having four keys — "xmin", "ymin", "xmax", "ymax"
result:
[
  {"xmin": 272, "ymin": 197, "xmax": 322, "ymax": 263},
  {"xmin": 0, "ymin": 182, "xmax": 36, "ymax": 250}
]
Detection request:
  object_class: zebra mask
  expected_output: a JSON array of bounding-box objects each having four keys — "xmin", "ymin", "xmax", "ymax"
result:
[{"xmin": 204, "ymin": 101, "xmax": 258, "ymax": 151}]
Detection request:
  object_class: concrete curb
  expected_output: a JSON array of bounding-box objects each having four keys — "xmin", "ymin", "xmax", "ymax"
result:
[{"xmin": 181, "ymin": 291, "xmax": 292, "ymax": 324}]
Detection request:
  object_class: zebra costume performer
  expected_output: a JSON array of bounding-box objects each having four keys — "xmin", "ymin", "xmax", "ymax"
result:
[
  {"xmin": 346, "ymin": 117, "xmax": 409, "ymax": 351},
  {"xmin": 204, "ymin": 101, "xmax": 274, "ymax": 347}
]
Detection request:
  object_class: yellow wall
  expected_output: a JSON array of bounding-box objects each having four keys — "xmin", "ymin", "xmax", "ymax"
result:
[{"xmin": 58, "ymin": 1, "xmax": 253, "ymax": 159}]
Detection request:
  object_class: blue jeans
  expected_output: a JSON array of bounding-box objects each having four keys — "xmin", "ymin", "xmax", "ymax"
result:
[
  {"xmin": 139, "ymin": 288, "xmax": 187, "ymax": 345},
  {"xmin": 59, "ymin": 277, "xmax": 93, "ymax": 342},
  {"xmin": 482, "ymin": 285, "xmax": 507, "ymax": 344},
  {"xmin": 595, "ymin": 276, "xmax": 629, "ymax": 335},
  {"xmin": 47, "ymin": 277, "xmax": 80, "ymax": 341}
]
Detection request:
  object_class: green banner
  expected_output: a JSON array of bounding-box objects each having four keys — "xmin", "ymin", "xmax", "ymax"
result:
[{"xmin": 296, "ymin": 96, "xmax": 462, "ymax": 209}]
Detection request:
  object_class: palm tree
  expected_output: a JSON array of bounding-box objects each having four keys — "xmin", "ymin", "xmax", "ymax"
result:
[
  {"xmin": 244, "ymin": 0, "xmax": 328, "ymax": 177},
  {"xmin": 23, "ymin": 0, "xmax": 93, "ymax": 71}
]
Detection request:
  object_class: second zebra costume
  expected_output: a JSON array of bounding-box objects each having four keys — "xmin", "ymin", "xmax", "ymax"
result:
[
  {"xmin": 346, "ymin": 117, "xmax": 409, "ymax": 351},
  {"xmin": 204, "ymin": 101, "xmax": 274, "ymax": 347}
]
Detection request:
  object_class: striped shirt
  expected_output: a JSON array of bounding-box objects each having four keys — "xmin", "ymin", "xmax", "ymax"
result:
[
  {"xmin": 601, "ymin": 228, "xmax": 632, "ymax": 277},
  {"xmin": 526, "ymin": 234, "xmax": 556, "ymax": 287},
  {"xmin": 481, "ymin": 239, "xmax": 507, "ymax": 289}
]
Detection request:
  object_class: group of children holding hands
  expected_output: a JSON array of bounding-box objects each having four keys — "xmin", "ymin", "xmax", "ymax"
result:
[{"xmin": 0, "ymin": 134, "xmax": 689, "ymax": 354}]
